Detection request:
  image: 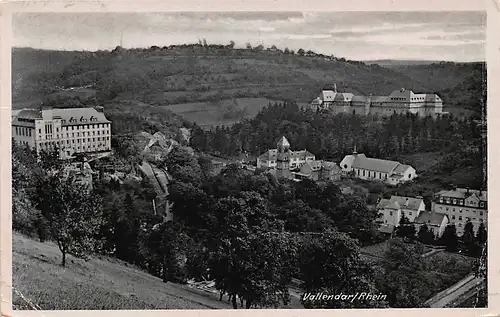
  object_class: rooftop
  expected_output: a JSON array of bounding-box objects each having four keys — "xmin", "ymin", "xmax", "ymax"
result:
[
  {"xmin": 377, "ymin": 196, "xmax": 424, "ymax": 211},
  {"xmin": 414, "ymin": 211, "xmax": 447, "ymax": 226},
  {"xmin": 352, "ymin": 154, "xmax": 400, "ymax": 173},
  {"xmin": 436, "ymin": 188, "xmax": 487, "ymax": 201}
]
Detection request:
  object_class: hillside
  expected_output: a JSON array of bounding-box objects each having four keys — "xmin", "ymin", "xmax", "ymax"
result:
[
  {"xmin": 12, "ymin": 45, "xmax": 485, "ymax": 128},
  {"xmin": 12, "ymin": 233, "xmax": 234, "ymax": 310}
]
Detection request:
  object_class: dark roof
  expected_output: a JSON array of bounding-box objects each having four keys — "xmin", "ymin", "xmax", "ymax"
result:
[
  {"xmin": 414, "ymin": 211, "xmax": 447, "ymax": 226},
  {"xmin": 15, "ymin": 109, "xmax": 42, "ymax": 120},
  {"xmin": 52, "ymin": 107, "xmax": 110, "ymax": 126}
]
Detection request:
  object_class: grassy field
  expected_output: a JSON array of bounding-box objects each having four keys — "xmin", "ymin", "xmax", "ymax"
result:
[
  {"xmin": 12, "ymin": 233, "xmax": 233, "ymax": 310},
  {"xmin": 163, "ymin": 97, "xmax": 276, "ymax": 128}
]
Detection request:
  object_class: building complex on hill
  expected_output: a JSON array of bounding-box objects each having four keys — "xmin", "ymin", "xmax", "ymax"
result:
[
  {"xmin": 431, "ymin": 188, "xmax": 487, "ymax": 236},
  {"xmin": 12, "ymin": 106, "xmax": 112, "ymax": 160},
  {"xmin": 340, "ymin": 147, "xmax": 417, "ymax": 185},
  {"xmin": 309, "ymin": 84, "xmax": 443, "ymax": 112}
]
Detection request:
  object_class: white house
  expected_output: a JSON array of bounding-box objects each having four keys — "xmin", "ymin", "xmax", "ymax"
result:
[
  {"xmin": 340, "ymin": 149, "xmax": 417, "ymax": 185},
  {"xmin": 377, "ymin": 196, "xmax": 426, "ymax": 228},
  {"xmin": 413, "ymin": 211, "xmax": 449, "ymax": 238}
]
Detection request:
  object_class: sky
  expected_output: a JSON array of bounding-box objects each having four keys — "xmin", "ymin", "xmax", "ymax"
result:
[{"xmin": 12, "ymin": 11, "xmax": 486, "ymax": 62}]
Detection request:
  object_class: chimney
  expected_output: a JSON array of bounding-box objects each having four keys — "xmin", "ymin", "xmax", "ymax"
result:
[
  {"xmin": 333, "ymin": 83, "xmax": 337, "ymax": 93},
  {"xmin": 95, "ymin": 106, "xmax": 104, "ymax": 113},
  {"xmin": 467, "ymin": 188, "xmax": 470, "ymax": 194},
  {"xmin": 353, "ymin": 145, "xmax": 358, "ymax": 155}
]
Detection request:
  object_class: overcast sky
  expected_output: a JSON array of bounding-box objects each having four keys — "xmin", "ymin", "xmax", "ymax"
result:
[{"xmin": 12, "ymin": 11, "xmax": 485, "ymax": 61}]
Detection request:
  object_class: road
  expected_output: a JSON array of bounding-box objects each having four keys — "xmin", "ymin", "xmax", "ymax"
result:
[{"xmin": 424, "ymin": 274, "xmax": 484, "ymax": 308}]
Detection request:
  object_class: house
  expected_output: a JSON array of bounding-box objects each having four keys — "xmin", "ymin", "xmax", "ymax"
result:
[
  {"xmin": 340, "ymin": 148, "xmax": 417, "ymax": 185},
  {"xmin": 376, "ymin": 195, "xmax": 426, "ymax": 228},
  {"xmin": 432, "ymin": 187, "xmax": 487, "ymax": 236},
  {"xmin": 413, "ymin": 211, "xmax": 449, "ymax": 238},
  {"xmin": 12, "ymin": 106, "xmax": 112, "ymax": 160},
  {"xmin": 256, "ymin": 137, "xmax": 315, "ymax": 169},
  {"xmin": 294, "ymin": 160, "xmax": 342, "ymax": 181}
]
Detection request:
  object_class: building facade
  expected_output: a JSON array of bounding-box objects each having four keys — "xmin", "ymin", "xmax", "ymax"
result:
[
  {"xmin": 257, "ymin": 144, "xmax": 315, "ymax": 169},
  {"xmin": 309, "ymin": 85, "xmax": 443, "ymax": 111},
  {"xmin": 376, "ymin": 196, "xmax": 426, "ymax": 227},
  {"xmin": 295, "ymin": 160, "xmax": 342, "ymax": 182},
  {"xmin": 340, "ymin": 148, "xmax": 417, "ymax": 185},
  {"xmin": 432, "ymin": 188, "xmax": 487, "ymax": 236},
  {"xmin": 413, "ymin": 211, "xmax": 449, "ymax": 238},
  {"xmin": 12, "ymin": 106, "xmax": 112, "ymax": 160}
]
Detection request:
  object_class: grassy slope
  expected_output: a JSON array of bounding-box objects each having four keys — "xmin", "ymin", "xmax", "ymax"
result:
[
  {"xmin": 12, "ymin": 233, "xmax": 234, "ymax": 310},
  {"xmin": 13, "ymin": 233, "xmax": 304, "ymax": 310}
]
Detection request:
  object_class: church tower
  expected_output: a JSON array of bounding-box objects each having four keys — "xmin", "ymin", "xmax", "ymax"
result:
[{"xmin": 276, "ymin": 136, "xmax": 291, "ymax": 179}]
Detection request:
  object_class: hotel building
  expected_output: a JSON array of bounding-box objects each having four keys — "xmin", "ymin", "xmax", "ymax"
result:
[{"xmin": 12, "ymin": 106, "xmax": 112, "ymax": 160}]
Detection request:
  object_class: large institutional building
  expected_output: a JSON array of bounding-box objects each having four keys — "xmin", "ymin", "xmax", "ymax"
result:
[
  {"xmin": 257, "ymin": 136, "xmax": 342, "ymax": 182},
  {"xmin": 12, "ymin": 106, "xmax": 112, "ymax": 160},
  {"xmin": 340, "ymin": 148, "xmax": 417, "ymax": 185},
  {"xmin": 310, "ymin": 84, "xmax": 443, "ymax": 112},
  {"xmin": 431, "ymin": 188, "xmax": 487, "ymax": 236}
]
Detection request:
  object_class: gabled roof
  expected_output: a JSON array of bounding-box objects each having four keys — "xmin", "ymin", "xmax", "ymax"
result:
[
  {"xmin": 393, "ymin": 164, "xmax": 412, "ymax": 174},
  {"xmin": 377, "ymin": 196, "xmax": 424, "ymax": 211},
  {"xmin": 414, "ymin": 211, "xmax": 447, "ymax": 226},
  {"xmin": 352, "ymin": 154, "xmax": 400, "ymax": 174}
]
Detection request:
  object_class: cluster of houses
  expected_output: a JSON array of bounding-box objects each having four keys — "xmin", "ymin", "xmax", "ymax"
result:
[
  {"xmin": 377, "ymin": 187, "xmax": 487, "ymax": 238},
  {"xmin": 309, "ymin": 84, "xmax": 444, "ymax": 112},
  {"xmin": 256, "ymin": 136, "xmax": 417, "ymax": 186}
]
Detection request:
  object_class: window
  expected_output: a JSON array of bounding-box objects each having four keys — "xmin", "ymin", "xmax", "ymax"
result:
[
  {"xmin": 409, "ymin": 212, "xmax": 412, "ymax": 216},
  {"xmin": 452, "ymin": 199, "xmax": 456, "ymax": 204},
  {"xmin": 452, "ymin": 215, "xmax": 455, "ymax": 220},
  {"xmin": 480, "ymin": 211, "xmax": 484, "ymax": 216},
  {"xmin": 389, "ymin": 211, "xmax": 393, "ymax": 216},
  {"xmin": 459, "ymin": 216, "xmax": 462, "ymax": 221},
  {"xmin": 39, "ymin": 129, "xmax": 41, "ymax": 134},
  {"xmin": 29, "ymin": 129, "xmax": 32, "ymax": 137}
]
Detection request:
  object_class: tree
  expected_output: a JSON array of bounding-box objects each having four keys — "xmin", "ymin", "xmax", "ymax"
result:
[
  {"xmin": 245, "ymin": 43, "xmax": 252, "ymax": 50},
  {"xmin": 228, "ymin": 40, "xmax": 235, "ymax": 49},
  {"xmin": 462, "ymin": 220, "xmax": 477, "ymax": 256},
  {"xmin": 300, "ymin": 230, "xmax": 388, "ymax": 308},
  {"xmin": 29, "ymin": 175, "xmax": 103, "ymax": 266},
  {"xmin": 440, "ymin": 224, "xmax": 458, "ymax": 252},
  {"xmin": 476, "ymin": 222, "xmax": 487, "ymax": 247},
  {"xmin": 417, "ymin": 224, "xmax": 435, "ymax": 245},
  {"xmin": 378, "ymin": 239, "xmax": 431, "ymax": 307},
  {"xmin": 396, "ymin": 212, "xmax": 416, "ymax": 241},
  {"xmin": 297, "ymin": 48, "xmax": 305, "ymax": 56}
]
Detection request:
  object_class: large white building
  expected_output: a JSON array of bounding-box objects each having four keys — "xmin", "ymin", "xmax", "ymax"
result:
[
  {"xmin": 340, "ymin": 148, "xmax": 417, "ymax": 185},
  {"xmin": 309, "ymin": 84, "xmax": 443, "ymax": 111},
  {"xmin": 432, "ymin": 188, "xmax": 487, "ymax": 236},
  {"xmin": 12, "ymin": 106, "xmax": 112, "ymax": 160}
]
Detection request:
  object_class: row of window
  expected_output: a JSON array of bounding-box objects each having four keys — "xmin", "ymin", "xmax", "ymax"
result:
[
  {"xmin": 61, "ymin": 123, "xmax": 110, "ymax": 130},
  {"xmin": 438, "ymin": 197, "xmax": 485, "ymax": 208},
  {"xmin": 14, "ymin": 126, "xmax": 33, "ymax": 137},
  {"xmin": 356, "ymin": 169, "xmax": 388, "ymax": 180},
  {"xmin": 450, "ymin": 215, "xmax": 484, "ymax": 222},
  {"xmin": 390, "ymin": 97, "xmax": 428, "ymax": 101},
  {"xmin": 439, "ymin": 205, "xmax": 485, "ymax": 216}
]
